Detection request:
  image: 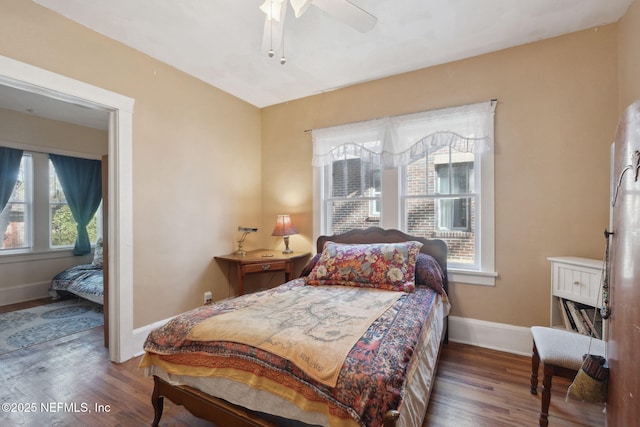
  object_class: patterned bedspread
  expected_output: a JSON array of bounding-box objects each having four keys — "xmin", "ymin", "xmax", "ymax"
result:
[
  {"xmin": 49, "ymin": 264, "xmax": 104, "ymax": 305},
  {"xmin": 142, "ymin": 277, "xmax": 447, "ymax": 427}
]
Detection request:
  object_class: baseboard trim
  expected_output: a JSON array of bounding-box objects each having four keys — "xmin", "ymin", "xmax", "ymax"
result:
[
  {"xmin": 448, "ymin": 315, "xmax": 532, "ymax": 356},
  {"xmin": 132, "ymin": 316, "xmax": 176, "ymax": 357},
  {"xmin": 0, "ymin": 281, "xmax": 51, "ymax": 306}
]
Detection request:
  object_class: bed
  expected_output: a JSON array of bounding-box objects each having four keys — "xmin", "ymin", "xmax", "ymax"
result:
[
  {"xmin": 49, "ymin": 237, "xmax": 104, "ymax": 305},
  {"xmin": 141, "ymin": 227, "xmax": 449, "ymax": 427}
]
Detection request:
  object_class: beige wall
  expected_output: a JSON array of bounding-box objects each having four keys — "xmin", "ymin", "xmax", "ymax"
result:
[
  {"xmin": 262, "ymin": 25, "xmax": 620, "ymax": 327},
  {"xmin": 0, "ymin": 0, "xmax": 262, "ymax": 327},
  {"xmin": 619, "ymin": 0, "xmax": 640, "ymax": 111},
  {"xmin": 0, "ymin": 108, "xmax": 108, "ymax": 155}
]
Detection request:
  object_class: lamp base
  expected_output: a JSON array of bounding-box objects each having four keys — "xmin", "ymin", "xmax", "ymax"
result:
[
  {"xmin": 282, "ymin": 235, "xmax": 293, "ymax": 254},
  {"xmin": 234, "ymin": 240, "xmax": 247, "ymax": 256}
]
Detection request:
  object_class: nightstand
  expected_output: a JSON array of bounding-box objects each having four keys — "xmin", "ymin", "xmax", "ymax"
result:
[
  {"xmin": 215, "ymin": 249, "xmax": 311, "ymax": 296},
  {"xmin": 548, "ymin": 256, "xmax": 606, "ymax": 339}
]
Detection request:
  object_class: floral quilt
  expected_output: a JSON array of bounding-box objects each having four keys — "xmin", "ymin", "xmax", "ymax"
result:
[{"xmin": 142, "ymin": 275, "xmax": 446, "ymax": 427}]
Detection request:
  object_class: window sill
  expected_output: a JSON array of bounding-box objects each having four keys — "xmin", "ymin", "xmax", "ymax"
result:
[
  {"xmin": 0, "ymin": 249, "xmax": 87, "ymax": 265},
  {"xmin": 433, "ymin": 230, "xmax": 473, "ymax": 239},
  {"xmin": 448, "ymin": 268, "xmax": 497, "ymax": 286}
]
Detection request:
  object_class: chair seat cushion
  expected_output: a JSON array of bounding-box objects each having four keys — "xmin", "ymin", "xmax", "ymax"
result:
[{"xmin": 531, "ymin": 326, "xmax": 606, "ymax": 370}]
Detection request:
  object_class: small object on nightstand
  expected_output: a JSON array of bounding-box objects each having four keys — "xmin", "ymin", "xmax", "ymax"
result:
[{"xmin": 234, "ymin": 226, "xmax": 258, "ymax": 256}]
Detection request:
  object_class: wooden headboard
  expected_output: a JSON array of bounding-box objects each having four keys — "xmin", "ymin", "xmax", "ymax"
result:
[{"xmin": 316, "ymin": 227, "xmax": 448, "ymax": 293}]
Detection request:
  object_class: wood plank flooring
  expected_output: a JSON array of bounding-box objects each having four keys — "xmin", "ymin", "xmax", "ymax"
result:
[{"xmin": 0, "ymin": 326, "xmax": 605, "ymax": 426}]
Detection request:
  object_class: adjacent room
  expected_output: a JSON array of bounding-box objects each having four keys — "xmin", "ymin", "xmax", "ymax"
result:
[{"xmin": 1, "ymin": 0, "xmax": 638, "ymax": 425}]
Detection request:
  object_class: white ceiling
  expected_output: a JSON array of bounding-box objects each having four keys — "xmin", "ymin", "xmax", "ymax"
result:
[
  {"xmin": 0, "ymin": 84, "xmax": 110, "ymax": 130},
  {"xmin": 1, "ymin": 0, "xmax": 633, "ymax": 127}
]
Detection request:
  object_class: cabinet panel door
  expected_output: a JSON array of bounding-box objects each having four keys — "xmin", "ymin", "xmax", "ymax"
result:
[{"xmin": 554, "ymin": 264, "xmax": 600, "ymax": 307}]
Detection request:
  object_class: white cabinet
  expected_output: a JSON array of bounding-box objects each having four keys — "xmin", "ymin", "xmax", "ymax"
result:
[{"xmin": 548, "ymin": 257, "xmax": 605, "ymax": 338}]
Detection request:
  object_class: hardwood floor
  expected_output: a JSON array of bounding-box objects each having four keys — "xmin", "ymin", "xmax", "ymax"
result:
[
  {"xmin": 0, "ymin": 327, "xmax": 605, "ymax": 426},
  {"xmin": 425, "ymin": 343, "xmax": 605, "ymax": 427}
]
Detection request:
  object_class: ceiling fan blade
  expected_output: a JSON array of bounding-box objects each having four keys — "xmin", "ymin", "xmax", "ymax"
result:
[
  {"xmin": 261, "ymin": 2, "xmax": 287, "ymax": 55},
  {"xmin": 290, "ymin": 0, "xmax": 313, "ymax": 18},
  {"xmin": 312, "ymin": 0, "xmax": 377, "ymax": 32}
]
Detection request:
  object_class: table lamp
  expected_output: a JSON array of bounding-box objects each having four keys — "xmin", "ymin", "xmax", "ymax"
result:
[
  {"xmin": 234, "ymin": 226, "xmax": 258, "ymax": 256},
  {"xmin": 271, "ymin": 214, "xmax": 298, "ymax": 254}
]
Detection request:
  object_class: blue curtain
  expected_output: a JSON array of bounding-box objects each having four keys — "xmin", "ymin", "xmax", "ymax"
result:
[
  {"xmin": 49, "ymin": 154, "xmax": 102, "ymax": 255},
  {"xmin": 0, "ymin": 147, "xmax": 24, "ymax": 212}
]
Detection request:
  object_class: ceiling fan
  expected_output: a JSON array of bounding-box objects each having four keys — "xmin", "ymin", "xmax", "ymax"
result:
[{"xmin": 259, "ymin": 0, "xmax": 377, "ymax": 64}]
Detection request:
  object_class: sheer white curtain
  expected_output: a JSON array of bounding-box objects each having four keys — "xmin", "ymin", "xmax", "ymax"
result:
[
  {"xmin": 312, "ymin": 100, "xmax": 496, "ymax": 168},
  {"xmin": 311, "ymin": 117, "xmax": 388, "ymax": 167}
]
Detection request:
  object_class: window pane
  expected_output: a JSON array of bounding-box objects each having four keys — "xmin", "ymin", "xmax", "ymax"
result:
[
  {"xmin": 406, "ymin": 197, "xmax": 476, "ymax": 266},
  {"xmin": 50, "ymin": 204, "xmax": 77, "ymax": 247},
  {"xmin": 0, "ymin": 202, "xmax": 26, "ymax": 249},
  {"xmin": 406, "ymin": 146, "xmax": 450, "ymax": 196},
  {"xmin": 327, "ymin": 158, "xmax": 381, "ymax": 234},
  {"xmin": 329, "ymin": 199, "xmax": 380, "ymax": 234},
  {"xmin": 331, "ymin": 158, "xmax": 380, "ymax": 198},
  {"xmin": 437, "ymin": 196, "xmax": 471, "ymax": 230},
  {"xmin": 0, "ymin": 155, "xmax": 30, "ymax": 250},
  {"xmin": 406, "ymin": 197, "xmax": 436, "ymax": 234},
  {"xmin": 49, "ymin": 161, "xmax": 67, "ymax": 204}
]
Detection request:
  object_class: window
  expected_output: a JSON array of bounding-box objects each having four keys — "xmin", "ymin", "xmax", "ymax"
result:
[
  {"xmin": 405, "ymin": 151, "xmax": 477, "ymax": 267},
  {"xmin": 0, "ymin": 150, "xmax": 100, "ymax": 255},
  {"xmin": 0, "ymin": 154, "xmax": 32, "ymax": 251},
  {"xmin": 313, "ymin": 101, "xmax": 496, "ymax": 285}
]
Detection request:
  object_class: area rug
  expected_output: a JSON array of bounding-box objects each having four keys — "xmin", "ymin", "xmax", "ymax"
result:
[{"xmin": 0, "ymin": 298, "xmax": 103, "ymax": 356}]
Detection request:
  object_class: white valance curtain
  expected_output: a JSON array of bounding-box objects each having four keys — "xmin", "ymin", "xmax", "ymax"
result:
[{"xmin": 312, "ymin": 100, "xmax": 496, "ymax": 169}]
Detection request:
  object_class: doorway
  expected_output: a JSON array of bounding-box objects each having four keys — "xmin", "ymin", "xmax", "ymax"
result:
[{"xmin": 0, "ymin": 54, "xmax": 135, "ymax": 363}]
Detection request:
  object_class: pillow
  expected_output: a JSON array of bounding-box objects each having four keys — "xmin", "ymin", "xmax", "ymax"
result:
[
  {"xmin": 92, "ymin": 237, "xmax": 103, "ymax": 268},
  {"xmin": 307, "ymin": 241, "xmax": 423, "ymax": 292},
  {"xmin": 300, "ymin": 253, "xmax": 321, "ymax": 277},
  {"xmin": 415, "ymin": 253, "xmax": 445, "ymax": 295}
]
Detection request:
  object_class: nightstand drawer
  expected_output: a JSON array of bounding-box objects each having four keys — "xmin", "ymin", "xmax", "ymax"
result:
[
  {"xmin": 549, "ymin": 257, "xmax": 602, "ymax": 307},
  {"xmin": 242, "ymin": 261, "xmax": 287, "ymax": 274}
]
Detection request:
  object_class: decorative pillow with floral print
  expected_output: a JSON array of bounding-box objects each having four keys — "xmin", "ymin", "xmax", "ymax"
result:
[{"xmin": 306, "ymin": 241, "xmax": 423, "ymax": 292}]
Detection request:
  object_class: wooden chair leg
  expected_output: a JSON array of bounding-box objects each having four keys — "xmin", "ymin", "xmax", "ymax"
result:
[
  {"xmin": 539, "ymin": 364, "xmax": 554, "ymax": 427},
  {"xmin": 530, "ymin": 342, "xmax": 540, "ymax": 395}
]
